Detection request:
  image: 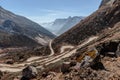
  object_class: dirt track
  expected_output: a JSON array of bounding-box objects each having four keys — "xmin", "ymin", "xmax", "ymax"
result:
[{"xmin": 0, "ymin": 36, "xmax": 98, "ymax": 72}]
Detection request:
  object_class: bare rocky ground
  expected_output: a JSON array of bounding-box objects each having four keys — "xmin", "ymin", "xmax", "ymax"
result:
[
  {"xmin": 1, "ymin": 57, "xmax": 120, "ymax": 80},
  {"xmin": 0, "ymin": 0, "xmax": 120, "ymax": 80},
  {"xmin": 36, "ymin": 57, "xmax": 120, "ymax": 80}
]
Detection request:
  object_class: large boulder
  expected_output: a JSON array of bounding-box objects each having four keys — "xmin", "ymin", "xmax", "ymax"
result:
[
  {"xmin": 61, "ymin": 61, "xmax": 77, "ymax": 74},
  {"xmin": 98, "ymin": 41, "xmax": 120, "ymax": 57},
  {"xmin": 61, "ymin": 62, "xmax": 71, "ymax": 74},
  {"xmin": 21, "ymin": 66, "xmax": 38, "ymax": 80},
  {"xmin": 70, "ymin": 60, "xmax": 77, "ymax": 67}
]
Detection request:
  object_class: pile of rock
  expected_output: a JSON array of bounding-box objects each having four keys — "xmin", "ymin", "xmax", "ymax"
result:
[
  {"xmin": 60, "ymin": 61, "xmax": 77, "ymax": 74},
  {"xmin": 21, "ymin": 66, "xmax": 38, "ymax": 80}
]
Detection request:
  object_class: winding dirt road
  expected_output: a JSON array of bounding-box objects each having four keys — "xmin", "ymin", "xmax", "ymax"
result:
[
  {"xmin": 26, "ymin": 40, "xmax": 54, "ymax": 62},
  {"xmin": 60, "ymin": 45, "xmax": 74, "ymax": 53},
  {"xmin": 49, "ymin": 40, "xmax": 55, "ymax": 56},
  {"xmin": 0, "ymin": 36, "xmax": 98, "ymax": 72}
]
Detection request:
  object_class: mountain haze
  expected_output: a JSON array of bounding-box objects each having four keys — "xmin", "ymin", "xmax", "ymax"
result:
[
  {"xmin": 0, "ymin": 0, "xmax": 120, "ymax": 80},
  {"xmin": 41, "ymin": 16, "xmax": 84, "ymax": 35}
]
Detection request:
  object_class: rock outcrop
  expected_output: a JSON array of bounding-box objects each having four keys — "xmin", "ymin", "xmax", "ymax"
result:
[
  {"xmin": 99, "ymin": 0, "xmax": 115, "ymax": 8},
  {"xmin": 22, "ymin": 66, "xmax": 38, "ymax": 80}
]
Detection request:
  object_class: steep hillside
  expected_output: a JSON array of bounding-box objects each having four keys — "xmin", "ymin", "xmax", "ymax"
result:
[
  {"xmin": 51, "ymin": 0, "xmax": 120, "ymax": 54},
  {"xmin": 0, "ymin": 6, "xmax": 55, "ymax": 46},
  {"xmin": 0, "ymin": 0, "xmax": 120, "ymax": 80},
  {"xmin": 0, "ymin": 20, "xmax": 42, "ymax": 48},
  {"xmin": 99, "ymin": 0, "xmax": 115, "ymax": 8},
  {"xmin": 41, "ymin": 16, "xmax": 84, "ymax": 35},
  {"xmin": 0, "ymin": 31, "xmax": 41, "ymax": 48}
]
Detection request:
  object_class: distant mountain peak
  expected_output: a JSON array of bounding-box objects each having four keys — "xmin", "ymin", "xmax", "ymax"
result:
[{"xmin": 41, "ymin": 16, "xmax": 85, "ymax": 35}]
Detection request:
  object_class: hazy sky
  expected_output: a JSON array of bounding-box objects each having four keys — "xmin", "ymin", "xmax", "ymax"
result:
[{"xmin": 0, "ymin": 0, "xmax": 102, "ymax": 23}]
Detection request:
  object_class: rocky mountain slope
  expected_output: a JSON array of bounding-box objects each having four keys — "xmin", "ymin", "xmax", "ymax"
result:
[
  {"xmin": 41, "ymin": 16, "xmax": 84, "ymax": 35},
  {"xmin": 0, "ymin": 6, "xmax": 55, "ymax": 47},
  {"xmin": 0, "ymin": 31, "xmax": 41, "ymax": 48},
  {"xmin": 36, "ymin": 0, "xmax": 120, "ymax": 79},
  {"xmin": 0, "ymin": 0, "xmax": 120, "ymax": 80},
  {"xmin": 51, "ymin": 0, "xmax": 120, "ymax": 54},
  {"xmin": 99, "ymin": 0, "xmax": 115, "ymax": 8}
]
